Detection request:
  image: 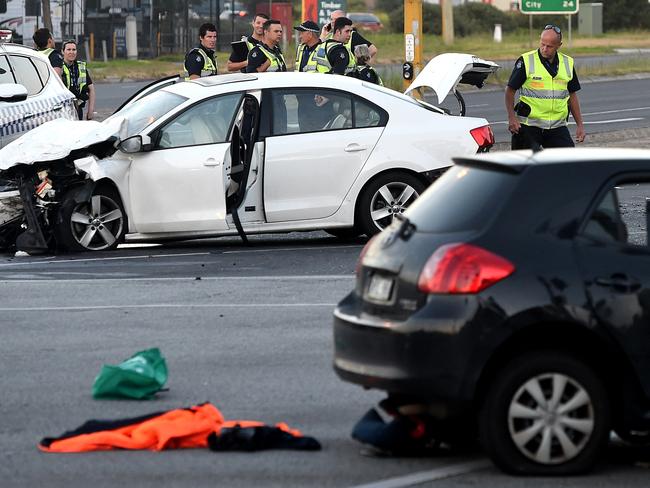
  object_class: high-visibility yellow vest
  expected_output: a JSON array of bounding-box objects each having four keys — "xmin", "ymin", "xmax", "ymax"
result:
[
  {"xmin": 184, "ymin": 47, "xmax": 217, "ymax": 80},
  {"xmin": 311, "ymin": 40, "xmax": 355, "ymax": 74},
  {"xmin": 62, "ymin": 61, "xmax": 88, "ymax": 94},
  {"xmin": 256, "ymin": 44, "xmax": 286, "ymax": 72},
  {"xmin": 518, "ymin": 49, "xmax": 574, "ymax": 130},
  {"xmin": 294, "ymin": 43, "xmax": 319, "ymax": 72},
  {"xmin": 40, "ymin": 47, "xmax": 54, "ymax": 57}
]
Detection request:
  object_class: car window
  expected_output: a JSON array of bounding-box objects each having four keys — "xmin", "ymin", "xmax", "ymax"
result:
[
  {"xmin": 583, "ymin": 182, "xmax": 649, "ymax": 247},
  {"xmin": 156, "ymin": 93, "xmax": 242, "ymax": 149},
  {"xmin": 406, "ymin": 164, "xmax": 517, "ymax": 233},
  {"xmin": 354, "ymin": 97, "xmax": 385, "ymax": 128},
  {"xmin": 271, "ymin": 89, "xmax": 353, "ymax": 135},
  {"xmin": 32, "ymin": 56, "xmax": 50, "ymax": 85},
  {"xmin": 0, "ymin": 55, "xmax": 16, "ymax": 84},
  {"xmin": 104, "ymin": 90, "xmax": 187, "ymax": 139},
  {"xmin": 9, "ymin": 55, "xmax": 44, "ymax": 95}
]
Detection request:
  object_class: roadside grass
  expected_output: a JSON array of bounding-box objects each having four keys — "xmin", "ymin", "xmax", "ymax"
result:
[{"xmin": 88, "ymin": 30, "xmax": 650, "ymax": 82}]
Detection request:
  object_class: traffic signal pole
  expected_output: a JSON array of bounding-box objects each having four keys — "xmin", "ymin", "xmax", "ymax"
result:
[{"xmin": 403, "ymin": 0, "xmax": 423, "ymax": 90}]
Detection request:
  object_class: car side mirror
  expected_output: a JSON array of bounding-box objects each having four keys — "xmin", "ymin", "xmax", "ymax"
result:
[
  {"xmin": 119, "ymin": 134, "xmax": 152, "ymax": 153},
  {"xmin": 0, "ymin": 83, "xmax": 28, "ymax": 102}
]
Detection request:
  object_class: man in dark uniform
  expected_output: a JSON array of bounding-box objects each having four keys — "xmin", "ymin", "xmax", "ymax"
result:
[
  {"xmin": 506, "ymin": 24, "xmax": 585, "ymax": 149},
  {"xmin": 61, "ymin": 40, "xmax": 95, "ymax": 120},
  {"xmin": 312, "ymin": 17, "xmax": 354, "ymax": 75},
  {"xmin": 33, "ymin": 28, "xmax": 63, "ymax": 77},
  {"xmin": 245, "ymin": 19, "xmax": 287, "ymax": 73},
  {"xmin": 227, "ymin": 13, "xmax": 268, "ymax": 73},
  {"xmin": 293, "ymin": 20, "xmax": 321, "ymax": 72},
  {"xmin": 184, "ymin": 23, "xmax": 218, "ymax": 80},
  {"xmin": 321, "ymin": 9, "xmax": 377, "ymax": 60}
]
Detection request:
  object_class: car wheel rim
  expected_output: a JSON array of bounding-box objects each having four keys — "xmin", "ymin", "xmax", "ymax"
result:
[
  {"xmin": 508, "ymin": 373, "xmax": 594, "ymax": 465},
  {"xmin": 70, "ymin": 195, "xmax": 124, "ymax": 251},
  {"xmin": 369, "ymin": 182, "xmax": 419, "ymax": 231}
]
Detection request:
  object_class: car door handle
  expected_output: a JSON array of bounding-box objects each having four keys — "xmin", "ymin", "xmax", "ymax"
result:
[
  {"xmin": 344, "ymin": 143, "xmax": 367, "ymax": 152},
  {"xmin": 51, "ymin": 104, "xmax": 64, "ymax": 112},
  {"xmin": 595, "ymin": 274, "xmax": 641, "ymax": 292},
  {"xmin": 203, "ymin": 158, "xmax": 220, "ymax": 167},
  {"xmin": 22, "ymin": 113, "xmax": 35, "ymax": 120}
]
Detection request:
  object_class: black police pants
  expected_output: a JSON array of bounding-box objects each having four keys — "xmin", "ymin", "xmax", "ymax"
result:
[{"xmin": 511, "ymin": 124, "xmax": 575, "ymax": 150}]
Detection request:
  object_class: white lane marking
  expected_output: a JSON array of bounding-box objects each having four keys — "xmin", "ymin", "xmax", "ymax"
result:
[
  {"xmin": 467, "ymin": 103, "xmax": 489, "ymax": 108},
  {"xmin": 0, "ymin": 274, "xmax": 355, "ymax": 283},
  {"xmin": 349, "ymin": 460, "xmax": 490, "ymax": 488},
  {"xmin": 0, "ymin": 303, "xmax": 338, "ymax": 312},
  {"xmin": 223, "ymin": 245, "xmax": 362, "ymax": 254},
  {"xmin": 582, "ymin": 106, "xmax": 650, "ymax": 116},
  {"xmin": 491, "ymin": 117, "xmax": 644, "ymax": 125},
  {"xmin": 0, "ymin": 252, "xmax": 210, "ymax": 267},
  {"xmin": 118, "ymin": 243, "xmax": 162, "ymax": 248}
]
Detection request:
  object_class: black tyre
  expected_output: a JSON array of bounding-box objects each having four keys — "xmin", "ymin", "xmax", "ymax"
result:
[
  {"xmin": 56, "ymin": 186, "xmax": 126, "ymax": 252},
  {"xmin": 479, "ymin": 351, "xmax": 610, "ymax": 475},
  {"xmin": 357, "ymin": 172, "xmax": 425, "ymax": 237}
]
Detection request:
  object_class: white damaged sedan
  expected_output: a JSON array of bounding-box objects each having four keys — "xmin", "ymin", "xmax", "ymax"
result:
[{"xmin": 0, "ymin": 54, "xmax": 498, "ymax": 253}]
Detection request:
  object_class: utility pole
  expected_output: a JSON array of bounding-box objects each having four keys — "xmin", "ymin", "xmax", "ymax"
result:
[
  {"xmin": 441, "ymin": 0, "xmax": 453, "ymax": 46},
  {"xmin": 41, "ymin": 0, "xmax": 53, "ymax": 33},
  {"xmin": 402, "ymin": 0, "xmax": 422, "ymax": 90}
]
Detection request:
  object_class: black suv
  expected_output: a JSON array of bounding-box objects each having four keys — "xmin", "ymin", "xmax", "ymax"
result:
[{"xmin": 333, "ymin": 148, "xmax": 650, "ymax": 475}]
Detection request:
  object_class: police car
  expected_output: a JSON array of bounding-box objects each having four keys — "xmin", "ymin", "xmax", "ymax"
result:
[
  {"xmin": 0, "ymin": 42, "xmax": 77, "ymax": 148},
  {"xmin": 0, "ymin": 54, "xmax": 498, "ymax": 253}
]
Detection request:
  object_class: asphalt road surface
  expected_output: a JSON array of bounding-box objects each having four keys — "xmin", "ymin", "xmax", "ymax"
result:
[{"xmin": 1, "ymin": 75, "xmax": 649, "ymax": 487}]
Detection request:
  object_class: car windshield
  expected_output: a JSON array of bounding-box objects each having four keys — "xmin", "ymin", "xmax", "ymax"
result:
[
  {"xmin": 406, "ymin": 164, "xmax": 517, "ymax": 233},
  {"xmin": 104, "ymin": 90, "xmax": 187, "ymax": 139}
]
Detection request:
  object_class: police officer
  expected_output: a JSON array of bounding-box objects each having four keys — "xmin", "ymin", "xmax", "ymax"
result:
[
  {"xmin": 246, "ymin": 19, "xmax": 287, "ymax": 73},
  {"xmin": 311, "ymin": 17, "xmax": 355, "ymax": 75},
  {"xmin": 184, "ymin": 23, "xmax": 218, "ymax": 80},
  {"xmin": 33, "ymin": 28, "xmax": 63, "ymax": 77},
  {"xmin": 227, "ymin": 13, "xmax": 268, "ymax": 73},
  {"xmin": 506, "ymin": 24, "xmax": 585, "ymax": 149},
  {"xmin": 348, "ymin": 44, "xmax": 382, "ymax": 85},
  {"xmin": 294, "ymin": 20, "xmax": 321, "ymax": 72},
  {"xmin": 61, "ymin": 40, "xmax": 95, "ymax": 120},
  {"xmin": 320, "ymin": 9, "xmax": 377, "ymax": 61}
]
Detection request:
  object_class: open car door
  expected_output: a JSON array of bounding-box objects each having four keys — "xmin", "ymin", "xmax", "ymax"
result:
[{"xmin": 405, "ymin": 53, "xmax": 499, "ymax": 116}]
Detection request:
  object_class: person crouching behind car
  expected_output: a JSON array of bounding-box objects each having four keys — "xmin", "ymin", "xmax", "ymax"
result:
[
  {"xmin": 347, "ymin": 44, "xmax": 382, "ymax": 85},
  {"xmin": 61, "ymin": 40, "xmax": 96, "ymax": 120}
]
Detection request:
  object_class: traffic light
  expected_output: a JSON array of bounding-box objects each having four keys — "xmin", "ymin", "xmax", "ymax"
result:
[
  {"xmin": 0, "ymin": 0, "xmax": 6, "ymax": 14},
  {"xmin": 402, "ymin": 62, "xmax": 413, "ymax": 80}
]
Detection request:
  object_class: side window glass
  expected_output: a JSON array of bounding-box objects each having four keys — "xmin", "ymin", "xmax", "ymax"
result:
[
  {"xmin": 0, "ymin": 55, "xmax": 16, "ymax": 84},
  {"xmin": 9, "ymin": 55, "xmax": 44, "ymax": 95},
  {"xmin": 354, "ymin": 97, "xmax": 384, "ymax": 128},
  {"xmin": 156, "ymin": 93, "xmax": 241, "ymax": 149},
  {"xmin": 583, "ymin": 183, "xmax": 649, "ymax": 247},
  {"xmin": 32, "ymin": 57, "xmax": 50, "ymax": 85},
  {"xmin": 271, "ymin": 89, "xmax": 353, "ymax": 135}
]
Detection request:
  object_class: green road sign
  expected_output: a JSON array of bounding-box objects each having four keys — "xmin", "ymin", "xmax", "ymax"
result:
[{"xmin": 520, "ymin": 0, "xmax": 579, "ymax": 14}]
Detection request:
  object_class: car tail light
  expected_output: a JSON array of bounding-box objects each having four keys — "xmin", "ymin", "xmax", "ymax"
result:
[
  {"xmin": 355, "ymin": 235, "xmax": 379, "ymax": 276},
  {"xmin": 417, "ymin": 243, "xmax": 514, "ymax": 294},
  {"xmin": 470, "ymin": 125, "xmax": 494, "ymax": 152}
]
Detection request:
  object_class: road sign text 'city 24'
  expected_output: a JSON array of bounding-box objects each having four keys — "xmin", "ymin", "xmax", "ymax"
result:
[{"xmin": 520, "ymin": 0, "xmax": 579, "ymax": 14}]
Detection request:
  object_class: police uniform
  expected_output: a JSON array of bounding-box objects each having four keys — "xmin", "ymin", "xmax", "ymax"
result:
[
  {"xmin": 310, "ymin": 39, "xmax": 355, "ymax": 75},
  {"xmin": 347, "ymin": 64, "xmax": 382, "ymax": 85},
  {"xmin": 245, "ymin": 43, "xmax": 287, "ymax": 73},
  {"xmin": 184, "ymin": 45, "xmax": 218, "ymax": 80},
  {"xmin": 229, "ymin": 35, "xmax": 262, "ymax": 73},
  {"xmin": 325, "ymin": 29, "xmax": 373, "ymax": 58},
  {"xmin": 508, "ymin": 49, "xmax": 581, "ymax": 149},
  {"xmin": 40, "ymin": 47, "xmax": 64, "ymax": 72},
  {"xmin": 295, "ymin": 41, "xmax": 320, "ymax": 72},
  {"xmin": 61, "ymin": 60, "xmax": 93, "ymax": 120}
]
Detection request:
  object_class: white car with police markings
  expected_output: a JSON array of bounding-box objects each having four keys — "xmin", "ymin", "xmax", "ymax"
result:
[
  {"xmin": 0, "ymin": 54, "xmax": 498, "ymax": 253},
  {"xmin": 0, "ymin": 43, "xmax": 77, "ymax": 148}
]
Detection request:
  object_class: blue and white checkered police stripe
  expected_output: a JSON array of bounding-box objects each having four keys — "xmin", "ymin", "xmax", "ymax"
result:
[{"xmin": 0, "ymin": 94, "xmax": 76, "ymax": 138}]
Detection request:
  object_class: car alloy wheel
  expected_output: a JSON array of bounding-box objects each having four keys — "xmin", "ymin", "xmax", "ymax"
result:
[
  {"xmin": 508, "ymin": 373, "xmax": 594, "ymax": 465},
  {"xmin": 358, "ymin": 172, "xmax": 425, "ymax": 237},
  {"xmin": 70, "ymin": 194, "xmax": 124, "ymax": 251},
  {"xmin": 479, "ymin": 352, "xmax": 610, "ymax": 475}
]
